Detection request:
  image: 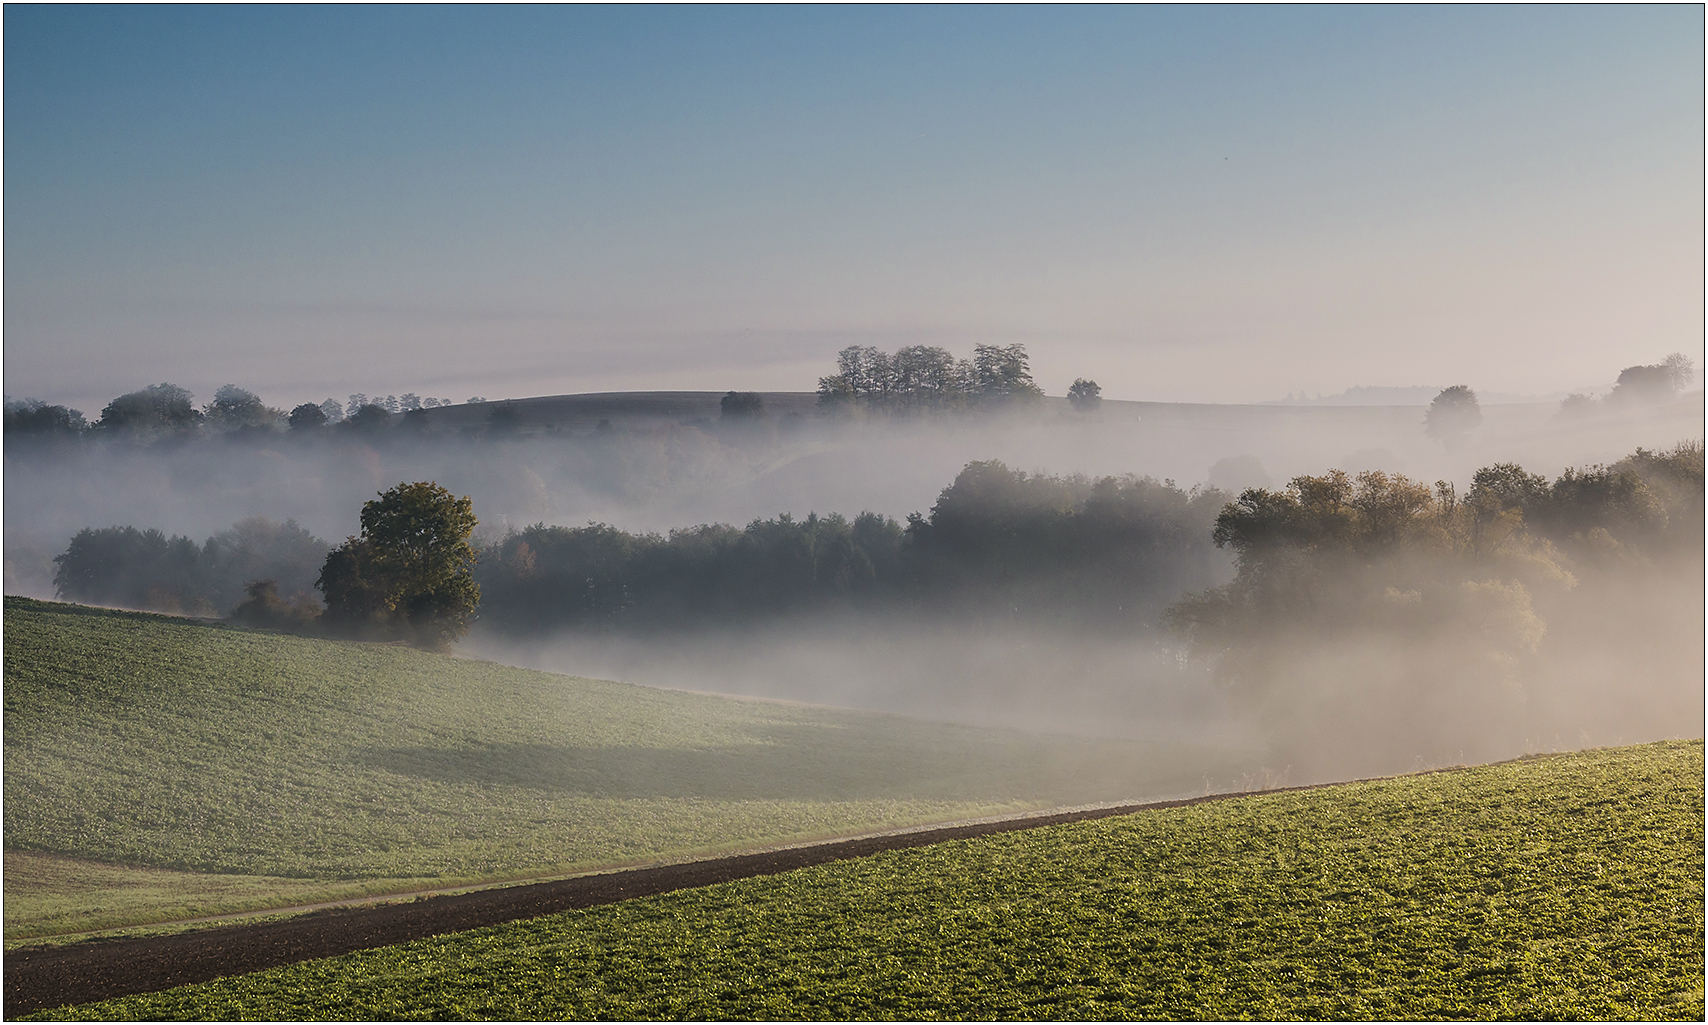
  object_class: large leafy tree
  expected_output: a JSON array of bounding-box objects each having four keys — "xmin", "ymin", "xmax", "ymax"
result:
[{"xmin": 318, "ymin": 481, "xmax": 480, "ymax": 648}]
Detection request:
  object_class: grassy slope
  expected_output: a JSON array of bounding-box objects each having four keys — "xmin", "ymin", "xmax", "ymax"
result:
[
  {"xmin": 4, "ymin": 598, "xmax": 1230, "ymax": 939},
  {"xmin": 35, "ymin": 740, "xmax": 1702, "ymax": 1022}
]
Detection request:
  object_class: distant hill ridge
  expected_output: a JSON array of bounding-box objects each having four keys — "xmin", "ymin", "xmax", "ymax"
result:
[
  {"xmin": 1266, "ymin": 385, "xmax": 1572, "ymax": 406},
  {"xmin": 411, "ymin": 387, "xmax": 1541, "ymax": 435}
]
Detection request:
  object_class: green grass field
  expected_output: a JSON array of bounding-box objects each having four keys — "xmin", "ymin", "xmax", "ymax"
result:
[
  {"xmin": 29, "ymin": 740, "xmax": 1702, "ymax": 1021},
  {"xmin": 4, "ymin": 598, "xmax": 1234, "ymax": 939}
]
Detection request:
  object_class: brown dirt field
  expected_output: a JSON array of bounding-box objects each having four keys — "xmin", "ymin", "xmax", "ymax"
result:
[{"xmin": 5, "ymin": 791, "xmax": 1270, "ymax": 1016}]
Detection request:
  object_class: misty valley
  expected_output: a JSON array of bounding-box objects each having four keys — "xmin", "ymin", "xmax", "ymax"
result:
[
  {"xmin": 8, "ymin": 8, "xmax": 1703, "ymax": 1017},
  {"xmin": 8, "ymin": 357, "xmax": 1703, "ymax": 776},
  {"xmin": 5, "ymin": 364, "xmax": 1702, "ymax": 1017}
]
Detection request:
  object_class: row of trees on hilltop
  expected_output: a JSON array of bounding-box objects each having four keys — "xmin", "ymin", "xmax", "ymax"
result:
[
  {"xmin": 816, "ymin": 343, "xmax": 1101, "ymax": 414},
  {"xmin": 1559, "ymin": 352, "xmax": 1697, "ymax": 416},
  {"xmin": 1420, "ymin": 354, "xmax": 1696, "ymax": 446},
  {"xmin": 4, "ymin": 384, "xmax": 477, "ymax": 447}
]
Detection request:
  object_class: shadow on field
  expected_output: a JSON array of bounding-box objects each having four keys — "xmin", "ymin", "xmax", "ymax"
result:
[{"xmin": 355, "ymin": 723, "xmax": 1179, "ymax": 803}]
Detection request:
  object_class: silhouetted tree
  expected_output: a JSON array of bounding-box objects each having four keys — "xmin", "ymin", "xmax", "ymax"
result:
[
  {"xmin": 972, "ymin": 344, "xmax": 1043, "ymax": 407},
  {"xmin": 1423, "ymin": 385, "xmax": 1481, "ymax": 444},
  {"xmin": 288, "ymin": 402, "xmax": 329, "ymax": 432},
  {"xmin": 720, "ymin": 392, "xmax": 764, "ymax": 419},
  {"xmin": 1067, "ymin": 379, "xmax": 1102, "ymax": 412},
  {"xmin": 342, "ymin": 403, "xmax": 393, "ymax": 435},
  {"xmin": 1610, "ymin": 353, "xmax": 1694, "ymax": 404}
]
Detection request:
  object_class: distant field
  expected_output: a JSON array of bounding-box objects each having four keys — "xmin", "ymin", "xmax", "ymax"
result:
[
  {"xmin": 30, "ymin": 740, "xmax": 1701, "ymax": 1021},
  {"xmin": 3, "ymin": 598, "xmax": 1234, "ymax": 939}
]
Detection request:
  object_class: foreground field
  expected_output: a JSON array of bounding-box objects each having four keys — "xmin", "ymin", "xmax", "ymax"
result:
[
  {"xmin": 4, "ymin": 598, "xmax": 1231, "ymax": 939},
  {"xmin": 29, "ymin": 740, "xmax": 1702, "ymax": 1021}
]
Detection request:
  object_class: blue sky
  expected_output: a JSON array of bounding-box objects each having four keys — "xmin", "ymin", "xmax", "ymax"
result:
[{"xmin": 5, "ymin": 6, "xmax": 1701, "ymax": 412}]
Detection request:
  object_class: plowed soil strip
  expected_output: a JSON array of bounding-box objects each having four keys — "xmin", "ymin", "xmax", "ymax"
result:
[{"xmin": 4, "ymin": 787, "xmax": 1326, "ymax": 1015}]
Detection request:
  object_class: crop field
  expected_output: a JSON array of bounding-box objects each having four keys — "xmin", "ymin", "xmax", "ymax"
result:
[
  {"xmin": 24, "ymin": 739, "xmax": 1701, "ymax": 1021},
  {"xmin": 3, "ymin": 598, "xmax": 1232, "ymax": 939}
]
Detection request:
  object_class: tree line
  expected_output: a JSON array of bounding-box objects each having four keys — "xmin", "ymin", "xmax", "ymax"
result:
[
  {"xmin": 3, "ymin": 383, "xmax": 478, "ymax": 448},
  {"xmin": 1164, "ymin": 440, "xmax": 1702, "ymax": 769},
  {"xmin": 46, "ymin": 442, "xmax": 1702, "ymax": 664},
  {"xmin": 475, "ymin": 462, "xmax": 1226, "ymax": 633},
  {"xmin": 47, "ymin": 461, "xmax": 1228, "ymax": 636},
  {"xmin": 816, "ymin": 343, "xmax": 1103, "ymax": 414}
]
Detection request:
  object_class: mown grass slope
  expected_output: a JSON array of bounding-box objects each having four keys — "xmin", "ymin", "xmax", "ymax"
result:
[
  {"xmin": 4, "ymin": 598, "xmax": 1228, "ymax": 938},
  {"xmin": 32, "ymin": 740, "xmax": 1702, "ymax": 1021}
]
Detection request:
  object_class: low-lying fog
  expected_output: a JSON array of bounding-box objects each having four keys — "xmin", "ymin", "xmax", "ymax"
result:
[
  {"xmin": 8, "ymin": 390, "xmax": 1702, "ymax": 786},
  {"xmin": 7, "ymin": 393, "xmax": 1699, "ymax": 594}
]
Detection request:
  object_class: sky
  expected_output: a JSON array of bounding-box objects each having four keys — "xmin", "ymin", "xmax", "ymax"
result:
[{"xmin": 5, "ymin": 6, "xmax": 1702, "ymax": 415}]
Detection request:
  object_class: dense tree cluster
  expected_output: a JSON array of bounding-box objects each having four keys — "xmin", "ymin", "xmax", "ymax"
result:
[
  {"xmin": 475, "ymin": 461, "xmax": 1228, "ymax": 634},
  {"xmin": 1165, "ymin": 441, "xmax": 1703, "ymax": 770},
  {"xmin": 1559, "ymin": 352, "xmax": 1696, "ymax": 415},
  {"xmin": 816, "ymin": 344, "xmax": 1045, "ymax": 413},
  {"xmin": 478, "ymin": 511, "xmax": 902, "ymax": 633},
  {"xmin": 52, "ymin": 518, "xmax": 329, "ymax": 617},
  {"xmin": 3, "ymin": 398, "xmax": 86, "ymax": 440}
]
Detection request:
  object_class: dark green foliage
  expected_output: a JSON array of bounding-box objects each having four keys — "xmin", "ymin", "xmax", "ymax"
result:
[
  {"xmin": 50, "ymin": 518, "xmax": 330, "ymax": 617},
  {"xmin": 318, "ymin": 482, "xmax": 480, "ymax": 648},
  {"xmin": 904, "ymin": 461, "xmax": 1226, "ymax": 623},
  {"xmin": 478, "ymin": 511, "xmax": 902, "ymax": 633},
  {"xmin": 287, "ymin": 402, "xmax": 329, "ymax": 432},
  {"xmin": 476, "ymin": 461, "xmax": 1226, "ymax": 634},
  {"xmin": 3, "ymin": 398, "xmax": 86, "ymax": 442},
  {"xmin": 36, "ymin": 742, "xmax": 1703, "ymax": 1021},
  {"xmin": 95, "ymin": 383, "xmax": 202, "ymax": 437},
  {"xmin": 52, "ymin": 526, "xmax": 211, "ymax": 615},
  {"xmin": 340, "ymin": 402, "xmax": 393, "ymax": 434}
]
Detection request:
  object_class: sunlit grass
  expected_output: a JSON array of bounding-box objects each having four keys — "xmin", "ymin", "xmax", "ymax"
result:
[
  {"xmin": 33, "ymin": 740, "xmax": 1701, "ymax": 1021},
  {"xmin": 4, "ymin": 597, "xmax": 1232, "ymax": 938}
]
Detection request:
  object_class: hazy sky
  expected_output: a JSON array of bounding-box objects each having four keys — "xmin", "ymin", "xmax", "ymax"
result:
[{"xmin": 5, "ymin": 6, "xmax": 1702, "ymax": 414}]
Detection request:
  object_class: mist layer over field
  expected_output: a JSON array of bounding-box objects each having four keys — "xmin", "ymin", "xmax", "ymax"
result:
[
  {"xmin": 6, "ymin": 392, "xmax": 1699, "ymax": 594},
  {"xmin": 8, "ymin": 390, "xmax": 1702, "ymax": 786}
]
